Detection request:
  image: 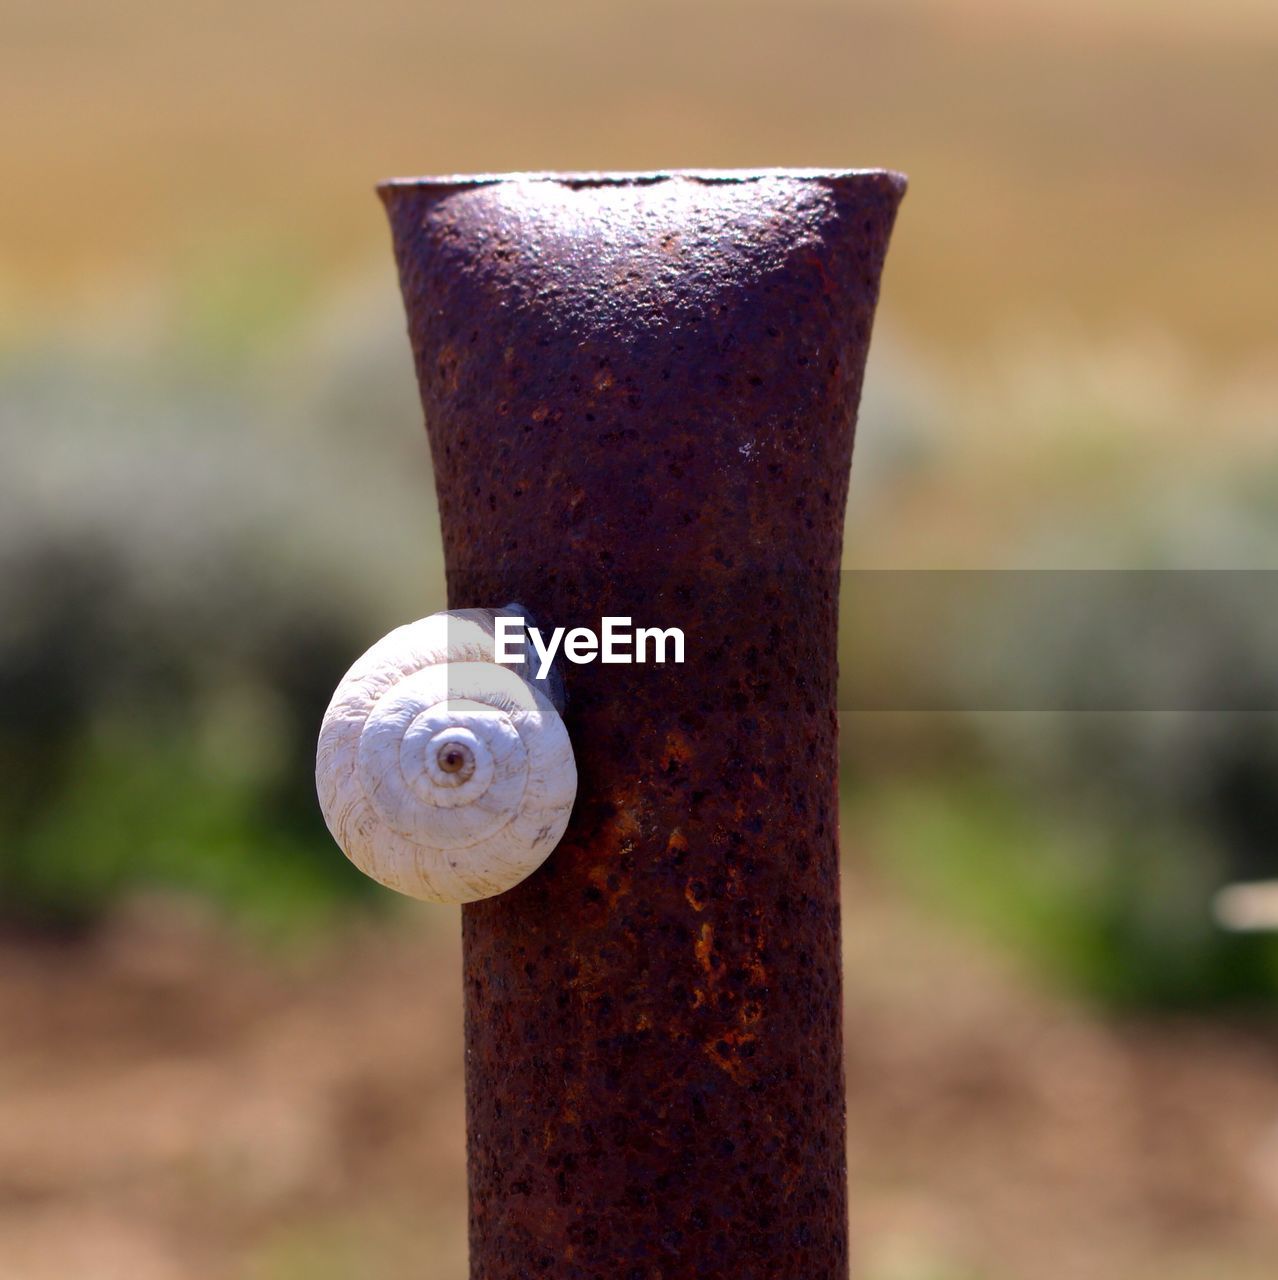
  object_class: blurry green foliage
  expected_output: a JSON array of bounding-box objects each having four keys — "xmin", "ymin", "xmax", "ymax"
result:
[
  {"xmin": 852, "ymin": 772, "xmax": 1278, "ymax": 1009},
  {"xmin": 0, "ymin": 522, "xmax": 388, "ymax": 932},
  {"xmin": 0, "ymin": 301, "xmax": 441, "ymax": 933},
  {"xmin": 2, "ymin": 721, "xmax": 379, "ymax": 934}
]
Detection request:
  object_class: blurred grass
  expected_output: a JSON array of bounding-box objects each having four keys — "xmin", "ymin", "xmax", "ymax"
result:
[
  {"xmin": 2, "ymin": 720, "xmax": 379, "ymax": 935},
  {"xmin": 241, "ymin": 1209, "xmax": 468, "ymax": 1280},
  {"xmin": 2, "ymin": 0, "xmax": 1277, "ymax": 364}
]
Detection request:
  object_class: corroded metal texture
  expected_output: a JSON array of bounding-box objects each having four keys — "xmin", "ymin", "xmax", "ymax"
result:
[{"xmin": 381, "ymin": 170, "xmax": 905, "ymax": 1280}]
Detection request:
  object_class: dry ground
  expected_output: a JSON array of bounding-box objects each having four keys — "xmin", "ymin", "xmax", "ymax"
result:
[{"xmin": 3, "ymin": 865, "xmax": 1278, "ymax": 1280}]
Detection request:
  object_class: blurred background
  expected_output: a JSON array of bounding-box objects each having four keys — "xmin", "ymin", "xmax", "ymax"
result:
[{"xmin": 2, "ymin": 0, "xmax": 1277, "ymax": 1276}]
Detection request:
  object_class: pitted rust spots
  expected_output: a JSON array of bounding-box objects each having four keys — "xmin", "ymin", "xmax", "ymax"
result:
[
  {"xmin": 693, "ymin": 921, "xmax": 715, "ymax": 977},
  {"xmin": 596, "ymin": 778, "xmax": 647, "ymax": 850},
  {"xmin": 691, "ymin": 913, "xmax": 770, "ymax": 1086},
  {"xmin": 435, "ymin": 343, "xmax": 462, "ymax": 395},
  {"xmin": 383, "ymin": 169, "xmax": 903, "ymax": 1280},
  {"xmin": 586, "ymin": 861, "xmax": 630, "ymax": 912},
  {"xmin": 660, "ymin": 729, "xmax": 692, "ymax": 774}
]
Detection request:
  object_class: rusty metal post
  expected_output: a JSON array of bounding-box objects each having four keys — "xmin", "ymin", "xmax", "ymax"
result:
[{"xmin": 380, "ymin": 170, "xmax": 905, "ymax": 1280}]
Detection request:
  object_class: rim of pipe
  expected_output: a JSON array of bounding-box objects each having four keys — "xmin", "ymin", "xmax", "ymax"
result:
[{"xmin": 377, "ymin": 167, "xmax": 909, "ymax": 195}]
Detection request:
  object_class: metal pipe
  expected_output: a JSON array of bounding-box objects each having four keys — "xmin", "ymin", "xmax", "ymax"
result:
[{"xmin": 380, "ymin": 169, "xmax": 905, "ymax": 1280}]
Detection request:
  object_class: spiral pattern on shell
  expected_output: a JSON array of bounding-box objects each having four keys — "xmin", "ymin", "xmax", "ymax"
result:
[{"xmin": 316, "ymin": 610, "xmax": 577, "ymax": 903}]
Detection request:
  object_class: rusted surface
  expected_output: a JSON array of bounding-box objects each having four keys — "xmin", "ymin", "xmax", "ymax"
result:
[{"xmin": 381, "ymin": 170, "xmax": 905, "ymax": 1280}]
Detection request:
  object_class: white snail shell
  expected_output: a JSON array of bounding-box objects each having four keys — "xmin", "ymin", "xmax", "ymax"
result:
[{"xmin": 316, "ymin": 607, "xmax": 576, "ymax": 903}]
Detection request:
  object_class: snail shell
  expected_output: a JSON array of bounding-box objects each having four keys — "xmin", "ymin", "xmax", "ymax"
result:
[{"xmin": 316, "ymin": 607, "xmax": 576, "ymax": 903}]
